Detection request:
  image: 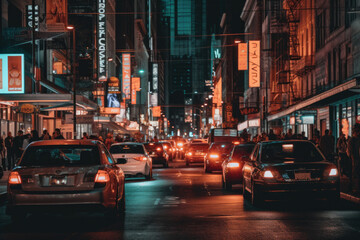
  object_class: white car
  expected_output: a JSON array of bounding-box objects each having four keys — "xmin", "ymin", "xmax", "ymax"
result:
[{"xmin": 110, "ymin": 142, "xmax": 152, "ymax": 180}]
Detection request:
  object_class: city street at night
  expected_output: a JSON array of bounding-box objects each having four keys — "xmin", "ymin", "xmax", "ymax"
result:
[{"xmin": 1, "ymin": 160, "xmax": 360, "ymax": 240}]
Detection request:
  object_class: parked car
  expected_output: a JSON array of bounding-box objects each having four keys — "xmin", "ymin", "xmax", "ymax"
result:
[
  {"xmin": 204, "ymin": 142, "xmax": 233, "ymax": 173},
  {"xmin": 159, "ymin": 141, "xmax": 176, "ymax": 161},
  {"xmin": 221, "ymin": 143, "xmax": 255, "ymax": 190},
  {"xmin": 242, "ymin": 140, "xmax": 340, "ymax": 206},
  {"xmin": 6, "ymin": 140, "xmax": 125, "ymax": 222},
  {"xmin": 110, "ymin": 142, "xmax": 152, "ymax": 180},
  {"xmin": 144, "ymin": 142, "xmax": 169, "ymax": 167},
  {"xmin": 185, "ymin": 143, "xmax": 209, "ymax": 166}
]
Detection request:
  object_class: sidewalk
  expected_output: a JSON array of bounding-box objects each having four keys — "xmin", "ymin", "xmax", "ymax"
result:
[{"xmin": 340, "ymin": 175, "xmax": 360, "ymax": 204}]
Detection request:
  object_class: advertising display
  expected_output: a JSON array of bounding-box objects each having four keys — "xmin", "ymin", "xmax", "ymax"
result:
[
  {"xmin": 26, "ymin": 5, "xmax": 39, "ymax": 31},
  {"xmin": 152, "ymin": 63, "xmax": 158, "ymax": 91},
  {"xmin": 249, "ymin": 40, "xmax": 260, "ymax": 88},
  {"xmin": 97, "ymin": 0, "xmax": 107, "ymax": 81},
  {"xmin": 238, "ymin": 43, "xmax": 247, "ymax": 70},
  {"xmin": 122, "ymin": 54, "xmax": 131, "ymax": 99},
  {"xmin": 46, "ymin": 0, "xmax": 67, "ymax": 26},
  {"xmin": 131, "ymin": 77, "xmax": 140, "ymax": 104},
  {"xmin": 0, "ymin": 54, "xmax": 25, "ymax": 94}
]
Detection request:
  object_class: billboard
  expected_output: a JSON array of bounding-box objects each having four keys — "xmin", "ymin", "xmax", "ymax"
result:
[
  {"xmin": 152, "ymin": 63, "xmax": 158, "ymax": 91},
  {"xmin": 0, "ymin": 54, "xmax": 25, "ymax": 94},
  {"xmin": 238, "ymin": 43, "xmax": 247, "ymax": 70},
  {"xmin": 122, "ymin": 54, "xmax": 131, "ymax": 99},
  {"xmin": 131, "ymin": 77, "xmax": 140, "ymax": 105},
  {"xmin": 97, "ymin": 0, "xmax": 106, "ymax": 81},
  {"xmin": 249, "ymin": 40, "xmax": 260, "ymax": 88},
  {"xmin": 46, "ymin": 0, "xmax": 67, "ymax": 26}
]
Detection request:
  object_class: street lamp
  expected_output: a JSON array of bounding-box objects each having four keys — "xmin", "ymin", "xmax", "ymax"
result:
[{"xmin": 67, "ymin": 25, "xmax": 76, "ymax": 139}]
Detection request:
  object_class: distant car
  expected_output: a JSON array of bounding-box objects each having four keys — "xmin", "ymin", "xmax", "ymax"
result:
[
  {"xmin": 204, "ymin": 142, "xmax": 234, "ymax": 173},
  {"xmin": 144, "ymin": 143, "xmax": 169, "ymax": 167},
  {"xmin": 221, "ymin": 143, "xmax": 255, "ymax": 190},
  {"xmin": 172, "ymin": 137, "xmax": 187, "ymax": 159},
  {"xmin": 110, "ymin": 142, "xmax": 152, "ymax": 180},
  {"xmin": 242, "ymin": 140, "xmax": 340, "ymax": 206},
  {"xmin": 159, "ymin": 141, "xmax": 176, "ymax": 161},
  {"xmin": 167, "ymin": 140, "xmax": 178, "ymax": 158},
  {"xmin": 185, "ymin": 143, "xmax": 209, "ymax": 166},
  {"xmin": 191, "ymin": 139, "xmax": 208, "ymax": 144},
  {"xmin": 6, "ymin": 140, "xmax": 125, "ymax": 222}
]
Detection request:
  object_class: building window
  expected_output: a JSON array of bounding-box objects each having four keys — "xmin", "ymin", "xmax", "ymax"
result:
[
  {"xmin": 330, "ymin": 0, "xmax": 341, "ymax": 32},
  {"xmin": 346, "ymin": 0, "xmax": 357, "ymax": 27},
  {"xmin": 316, "ymin": 12, "xmax": 326, "ymax": 50}
]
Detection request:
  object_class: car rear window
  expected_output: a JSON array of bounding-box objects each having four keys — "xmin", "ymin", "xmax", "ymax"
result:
[
  {"xmin": 261, "ymin": 142, "xmax": 325, "ymax": 163},
  {"xmin": 189, "ymin": 144, "xmax": 209, "ymax": 151},
  {"xmin": 232, "ymin": 145, "xmax": 255, "ymax": 159},
  {"xmin": 209, "ymin": 143, "xmax": 233, "ymax": 152},
  {"xmin": 20, "ymin": 145, "xmax": 100, "ymax": 167},
  {"xmin": 110, "ymin": 144, "xmax": 145, "ymax": 154}
]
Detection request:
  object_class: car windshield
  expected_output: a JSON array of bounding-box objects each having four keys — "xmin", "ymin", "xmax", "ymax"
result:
[
  {"xmin": 189, "ymin": 144, "xmax": 209, "ymax": 151},
  {"xmin": 232, "ymin": 145, "xmax": 255, "ymax": 159},
  {"xmin": 110, "ymin": 144, "xmax": 145, "ymax": 154},
  {"xmin": 209, "ymin": 143, "xmax": 233, "ymax": 153},
  {"xmin": 20, "ymin": 145, "xmax": 100, "ymax": 167},
  {"xmin": 261, "ymin": 142, "xmax": 325, "ymax": 163}
]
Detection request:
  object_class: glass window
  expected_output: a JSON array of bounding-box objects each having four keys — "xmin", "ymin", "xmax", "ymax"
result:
[
  {"xmin": 110, "ymin": 144, "xmax": 145, "ymax": 154},
  {"xmin": 20, "ymin": 145, "xmax": 100, "ymax": 166},
  {"xmin": 232, "ymin": 145, "xmax": 256, "ymax": 159}
]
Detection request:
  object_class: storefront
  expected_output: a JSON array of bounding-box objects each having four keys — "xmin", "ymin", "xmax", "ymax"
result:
[{"xmin": 237, "ymin": 118, "xmax": 261, "ymax": 137}]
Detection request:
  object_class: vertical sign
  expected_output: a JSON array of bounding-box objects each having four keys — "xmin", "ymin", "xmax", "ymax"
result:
[
  {"xmin": 0, "ymin": 59, "xmax": 2, "ymax": 89},
  {"xmin": 98, "ymin": 0, "xmax": 107, "ymax": 81},
  {"xmin": 152, "ymin": 106, "xmax": 161, "ymax": 118},
  {"xmin": 249, "ymin": 40, "xmax": 260, "ymax": 87},
  {"xmin": 238, "ymin": 43, "xmax": 248, "ymax": 70},
  {"xmin": 131, "ymin": 77, "xmax": 140, "ymax": 104},
  {"xmin": 8, "ymin": 56, "xmax": 23, "ymax": 92},
  {"xmin": 152, "ymin": 63, "xmax": 158, "ymax": 91},
  {"xmin": 26, "ymin": 5, "xmax": 39, "ymax": 31},
  {"xmin": 122, "ymin": 54, "xmax": 131, "ymax": 99}
]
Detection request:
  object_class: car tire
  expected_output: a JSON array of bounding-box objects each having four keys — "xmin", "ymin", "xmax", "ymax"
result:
[
  {"xmin": 251, "ymin": 180, "xmax": 263, "ymax": 207},
  {"xmin": 243, "ymin": 181, "xmax": 250, "ymax": 199},
  {"xmin": 119, "ymin": 186, "xmax": 126, "ymax": 213},
  {"xmin": 204, "ymin": 164, "xmax": 211, "ymax": 173}
]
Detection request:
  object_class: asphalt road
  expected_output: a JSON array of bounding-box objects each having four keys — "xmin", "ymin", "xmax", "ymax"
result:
[{"xmin": 1, "ymin": 159, "xmax": 360, "ymax": 240}]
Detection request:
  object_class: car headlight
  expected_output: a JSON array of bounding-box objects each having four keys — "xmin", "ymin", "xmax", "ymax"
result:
[
  {"xmin": 329, "ymin": 168, "xmax": 338, "ymax": 176},
  {"xmin": 263, "ymin": 170, "xmax": 274, "ymax": 178}
]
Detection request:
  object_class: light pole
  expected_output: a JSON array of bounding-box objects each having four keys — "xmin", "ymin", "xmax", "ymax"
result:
[{"xmin": 67, "ymin": 25, "xmax": 76, "ymax": 139}]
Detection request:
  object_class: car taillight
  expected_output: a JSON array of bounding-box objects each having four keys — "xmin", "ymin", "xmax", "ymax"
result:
[
  {"xmin": 95, "ymin": 170, "xmax": 110, "ymax": 183},
  {"xmin": 156, "ymin": 147, "xmax": 162, "ymax": 151},
  {"xmin": 329, "ymin": 168, "xmax": 338, "ymax": 176},
  {"xmin": 263, "ymin": 170, "xmax": 274, "ymax": 178},
  {"xmin": 8, "ymin": 172, "xmax": 22, "ymax": 184},
  {"xmin": 187, "ymin": 152, "xmax": 193, "ymax": 156},
  {"xmin": 209, "ymin": 154, "xmax": 219, "ymax": 159},
  {"xmin": 177, "ymin": 143, "xmax": 183, "ymax": 147},
  {"xmin": 163, "ymin": 146, "xmax": 168, "ymax": 150},
  {"xmin": 233, "ymin": 141, "xmax": 240, "ymax": 145},
  {"xmin": 134, "ymin": 156, "xmax": 148, "ymax": 161},
  {"xmin": 227, "ymin": 162, "xmax": 239, "ymax": 168}
]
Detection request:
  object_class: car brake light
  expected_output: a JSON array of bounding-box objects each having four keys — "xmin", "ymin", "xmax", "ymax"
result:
[
  {"xmin": 163, "ymin": 145, "xmax": 168, "ymax": 149},
  {"xmin": 227, "ymin": 162, "xmax": 239, "ymax": 168},
  {"xmin": 233, "ymin": 141, "xmax": 240, "ymax": 145},
  {"xmin": 187, "ymin": 152, "xmax": 193, "ymax": 156},
  {"xmin": 134, "ymin": 156, "xmax": 148, "ymax": 161},
  {"xmin": 8, "ymin": 172, "xmax": 22, "ymax": 184},
  {"xmin": 95, "ymin": 170, "xmax": 110, "ymax": 183},
  {"xmin": 156, "ymin": 147, "xmax": 162, "ymax": 151},
  {"xmin": 209, "ymin": 154, "xmax": 219, "ymax": 159},
  {"xmin": 263, "ymin": 170, "xmax": 274, "ymax": 178},
  {"xmin": 329, "ymin": 168, "xmax": 338, "ymax": 176}
]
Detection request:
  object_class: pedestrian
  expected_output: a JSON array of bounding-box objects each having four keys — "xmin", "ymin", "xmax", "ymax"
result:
[
  {"xmin": 240, "ymin": 129, "xmax": 250, "ymax": 142},
  {"xmin": 285, "ymin": 129, "xmax": 293, "ymax": 140},
  {"xmin": 0, "ymin": 136, "xmax": 5, "ymax": 171},
  {"xmin": 319, "ymin": 129, "xmax": 335, "ymax": 162},
  {"xmin": 13, "ymin": 130, "xmax": 24, "ymax": 163},
  {"xmin": 40, "ymin": 130, "xmax": 51, "ymax": 140},
  {"xmin": 268, "ymin": 129, "xmax": 277, "ymax": 140},
  {"xmin": 347, "ymin": 123, "xmax": 360, "ymax": 195},
  {"xmin": 29, "ymin": 130, "xmax": 40, "ymax": 143},
  {"xmin": 105, "ymin": 133, "xmax": 113, "ymax": 149},
  {"xmin": 301, "ymin": 131, "xmax": 308, "ymax": 140},
  {"xmin": 311, "ymin": 129, "xmax": 320, "ymax": 146},
  {"xmin": 98, "ymin": 136, "xmax": 104, "ymax": 142},
  {"xmin": 5, "ymin": 132, "xmax": 13, "ymax": 171},
  {"xmin": 82, "ymin": 132, "xmax": 89, "ymax": 139},
  {"xmin": 337, "ymin": 133, "xmax": 349, "ymax": 177},
  {"xmin": 53, "ymin": 128, "xmax": 65, "ymax": 139},
  {"xmin": 22, "ymin": 134, "xmax": 31, "ymax": 150}
]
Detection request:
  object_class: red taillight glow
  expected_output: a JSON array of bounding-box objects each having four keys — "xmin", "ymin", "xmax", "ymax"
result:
[
  {"xmin": 134, "ymin": 156, "xmax": 148, "ymax": 161},
  {"xmin": 177, "ymin": 143, "xmax": 183, "ymax": 147},
  {"xmin": 95, "ymin": 170, "xmax": 110, "ymax": 183},
  {"xmin": 263, "ymin": 170, "xmax": 274, "ymax": 178},
  {"xmin": 329, "ymin": 168, "xmax": 338, "ymax": 176},
  {"xmin": 227, "ymin": 162, "xmax": 239, "ymax": 168},
  {"xmin": 8, "ymin": 172, "xmax": 22, "ymax": 184},
  {"xmin": 164, "ymin": 146, "xmax": 168, "ymax": 149},
  {"xmin": 187, "ymin": 152, "xmax": 193, "ymax": 156},
  {"xmin": 233, "ymin": 141, "xmax": 240, "ymax": 145},
  {"xmin": 156, "ymin": 147, "xmax": 162, "ymax": 151},
  {"xmin": 209, "ymin": 154, "xmax": 219, "ymax": 159}
]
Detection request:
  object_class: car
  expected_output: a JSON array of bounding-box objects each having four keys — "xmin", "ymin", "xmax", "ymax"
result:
[
  {"xmin": 185, "ymin": 143, "xmax": 209, "ymax": 166},
  {"xmin": 171, "ymin": 137, "xmax": 187, "ymax": 159},
  {"xmin": 144, "ymin": 142, "xmax": 169, "ymax": 167},
  {"xmin": 204, "ymin": 142, "xmax": 234, "ymax": 173},
  {"xmin": 221, "ymin": 143, "xmax": 255, "ymax": 190},
  {"xmin": 242, "ymin": 140, "xmax": 340, "ymax": 206},
  {"xmin": 167, "ymin": 140, "xmax": 178, "ymax": 158},
  {"xmin": 190, "ymin": 139, "xmax": 208, "ymax": 144},
  {"xmin": 159, "ymin": 141, "xmax": 176, "ymax": 161},
  {"xmin": 110, "ymin": 142, "xmax": 152, "ymax": 180},
  {"xmin": 6, "ymin": 140, "xmax": 125, "ymax": 222}
]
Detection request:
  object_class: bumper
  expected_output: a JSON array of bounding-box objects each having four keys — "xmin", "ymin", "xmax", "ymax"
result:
[
  {"xmin": 186, "ymin": 156, "xmax": 205, "ymax": 163},
  {"xmin": 118, "ymin": 163, "xmax": 147, "ymax": 176},
  {"xmin": 225, "ymin": 169, "xmax": 243, "ymax": 184},
  {"xmin": 255, "ymin": 181, "xmax": 340, "ymax": 200},
  {"xmin": 151, "ymin": 156, "xmax": 167, "ymax": 165},
  {"xmin": 206, "ymin": 160, "xmax": 223, "ymax": 171},
  {"xmin": 7, "ymin": 189, "xmax": 115, "ymax": 214}
]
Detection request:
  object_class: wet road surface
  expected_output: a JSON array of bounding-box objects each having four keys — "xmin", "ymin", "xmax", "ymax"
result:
[{"xmin": 1, "ymin": 160, "xmax": 360, "ymax": 240}]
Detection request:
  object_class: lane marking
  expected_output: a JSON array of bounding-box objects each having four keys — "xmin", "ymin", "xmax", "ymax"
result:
[{"xmin": 204, "ymin": 182, "xmax": 211, "ymax": 196}]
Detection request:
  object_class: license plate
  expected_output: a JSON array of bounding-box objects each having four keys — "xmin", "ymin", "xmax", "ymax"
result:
[
  {"xmin": 50, "ymin": 175, "xmax": 75, "ymax": 186},
  {"xmin": 295, "ymin": 172, "xmax": 311, "ymax": 180}
]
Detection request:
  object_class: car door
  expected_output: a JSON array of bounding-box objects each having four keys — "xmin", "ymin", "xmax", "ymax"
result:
[{"xmin": 243, "ymin": 144, "xmax": 259, "ymax": 190}]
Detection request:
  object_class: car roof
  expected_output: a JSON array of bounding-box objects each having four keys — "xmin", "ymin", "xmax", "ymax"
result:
[
  {"xmin": 260, "ymin": 140, "xmax": 312, "ymax": 144},
  {"xmin": 111, "ymin": 142, "xmax": 144, "ymax": 146},
  {"xmin": 28, "ymin": 139, "xmax": 101, "ymax": 147}
]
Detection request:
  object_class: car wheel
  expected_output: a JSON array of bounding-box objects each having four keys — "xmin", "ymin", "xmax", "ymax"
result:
[
  {"xmin": 119, "ymin": 186, "xmax": 126, "ymax": 213},
  {"xmin": 243, "ymin": 181, "xmax": 250, "ymax": 199},
  {"xmin": 251, "ymin": 180, "xmax": 263, "ymax": 206},
  {"xmin": 225, "ymin": 177, "xmax": 232, "ymax": 191}
]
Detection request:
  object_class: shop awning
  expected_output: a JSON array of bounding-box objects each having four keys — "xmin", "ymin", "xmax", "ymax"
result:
[{"xmin": 267, "ymin": 77, "xmax": 360, "ymax": 121}]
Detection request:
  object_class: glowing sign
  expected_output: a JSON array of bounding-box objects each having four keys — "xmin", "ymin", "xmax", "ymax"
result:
[
  {"xmin": 122, "ymin": 53, "xmax": 131, "ymax": 99},
  {"xmin": 0, "ymin": 54, "xmax": 25, "ymax": 94},
  {"xmin": 98, "ymin": 0, "xmax": 106, "ymax": 81},
  {"xmin": 131, "ymin": 77, "xmax": 140, "ymax": 104},
  {"xmin": 238, "ymin": 43, "xmax": 248, "ymax": 70},
  {"xmin": 249, "ymin": 40, "xmax": 260, "ymax": 88}
]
